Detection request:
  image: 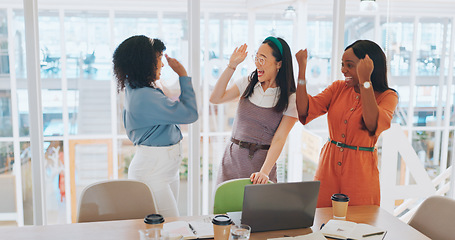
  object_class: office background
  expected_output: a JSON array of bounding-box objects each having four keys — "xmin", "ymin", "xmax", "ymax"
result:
[{"xmin": 0, "ymin": 0, "xmax": 454, "ymax": 226}]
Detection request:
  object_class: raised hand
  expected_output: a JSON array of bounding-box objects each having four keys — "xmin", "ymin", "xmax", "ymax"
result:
[
  {"xmin": 295, "ymin": 49, "xmax": 308, "ymax": 80},
  {"xmin": 165, "ymin": 54, "xmax": 187, "ymax": 77},
  {"xmin": 229, "ymin": 44, "xmax": 248, "ymax": 69},
  {"xmin": 295, "ymin": 49, "xmax": 308, "ymax": 68},
  {"xmin": 357, "ymin": 54, "xmax": 374, "ymax": 84}
]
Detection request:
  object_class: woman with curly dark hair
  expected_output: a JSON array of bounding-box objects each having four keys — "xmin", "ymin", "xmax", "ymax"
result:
[{"xmin": 113, "ymin": 35, "xmax": 198, "ymax": 217}]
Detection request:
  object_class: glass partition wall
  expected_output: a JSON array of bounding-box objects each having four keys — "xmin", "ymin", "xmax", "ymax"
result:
[{"xmin": 0, "ymin": 0, "xmax": 454, "ymax": 226}]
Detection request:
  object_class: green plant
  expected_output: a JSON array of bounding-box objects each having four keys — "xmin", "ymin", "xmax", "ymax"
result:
[
  {"xmin": 179, "ymin": 157, "xmax": 213, "ymax": 180},
  {"xmin": 122, "ymin": 153, "xmax": 134, "ymax": 174},
  {"xmin": 179, "ymin": 157, "xmax": 188, "ymax": 179}
]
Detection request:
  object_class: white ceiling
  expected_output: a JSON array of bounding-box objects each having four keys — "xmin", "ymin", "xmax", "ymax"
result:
[{"xmin": 1, "ymin": 0, "xmax": 455, "ymax": 17}]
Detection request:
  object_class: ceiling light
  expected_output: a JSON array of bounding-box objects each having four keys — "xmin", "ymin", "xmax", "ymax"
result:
[
  {"xmin": 283, "ymin": 5, "xmax": 296, "ymax": 19},
  {"xmin": 360, "ymin": 0, "xmax": 378, "ymax": 12}
]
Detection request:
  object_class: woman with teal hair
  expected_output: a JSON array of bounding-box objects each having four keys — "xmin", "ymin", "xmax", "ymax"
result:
[{"xmin": 210, "ymin": 36, "xmax": 297, "ymax": 185}]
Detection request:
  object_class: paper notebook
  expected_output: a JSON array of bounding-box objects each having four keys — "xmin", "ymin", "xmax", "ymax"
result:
[
  {"xmin": 163, "ymin": 221, "xmax": 214, "ymax": 240},
  {"xmin": 268, "ymin": 231, "xmax": 327, "ymax": 240},
  {"xmin": 320, "ymin": 220, "xmax": 386, "ymax": 240}
]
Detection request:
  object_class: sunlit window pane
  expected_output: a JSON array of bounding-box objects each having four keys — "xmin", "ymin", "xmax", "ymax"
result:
[
  {"xmin": 39, "ymin": 12, "xmax": 61, "ymax": 79},
  {"xmin": 64, "ymin": 11, "xmax": 110, "ymax": 80},
  {"xmin": 0, "ymin": 9, "xmax": 9, "ymax": 76},
  {"xmin": 43, "ymin": 141, "xmax": 66, "ymax": 225},
  {"xmin": 14, "ymin": 10, "xmax": 26, "ymax": 79},
  {"xmin": 345, "ymin": 16, "xmax": 375, "ymax": 44},
  {"xmin": 418, "ymin": 20, "xmax": 445, "ymax": 76},
  {"xmin": 381, "ymin": 18, "xmax": 414, "ymax": 76},
  {"xmin": 0, "ymin": 90, "xmax": 12, "ymax": 137},
  {"xmin": 0, "ymin": 142, "xmax": 13, "ymax": 174},
  {"xmin": 307, "ymin": 17, "xmax": 332, "ymax": 86},
  {"xmin": 20, "ymin": 141, "xmax": 32, "ymax": 225}
]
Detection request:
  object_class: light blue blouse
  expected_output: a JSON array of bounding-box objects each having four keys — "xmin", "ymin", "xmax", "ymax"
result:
[{"xmin": 123, "ymin": 76, "xmax": 198, "ymax": 146}]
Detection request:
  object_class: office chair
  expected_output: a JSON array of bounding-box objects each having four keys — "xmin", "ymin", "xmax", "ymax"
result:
[
  {"xmin": 213, "ymin": 178, "xmax": 272, "ymax": 214},
  {"xmin": 77, "ymin": 179, "xmax": 157, "ymax": 223},
  {"xmin": 83, "ymin": 50, "xmax": 97, "ymax": 74},
  {"xmin": 40, "ymin": 47, "xmax": 60, "ymax": 74},
  {"xmin": 408, "ymin": 195, "xmax": 455, "ymax": 240}
]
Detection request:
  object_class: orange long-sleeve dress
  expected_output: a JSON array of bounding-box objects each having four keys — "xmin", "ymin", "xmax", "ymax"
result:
[{"xmin": 300, "ymin": 80, "xmax": 398, "ymax": 207}]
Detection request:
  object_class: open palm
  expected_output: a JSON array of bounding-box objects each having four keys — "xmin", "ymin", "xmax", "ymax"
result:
[{"xmin": 229, "ymin": 43, "xmax": 248, "ymax": 67}]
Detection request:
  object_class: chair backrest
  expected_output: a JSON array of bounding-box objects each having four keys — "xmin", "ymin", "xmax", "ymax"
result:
[
  {"xmin": 213, "ymin": 178, "xmax": 275, "ymax": 214},
  {"xmin": 213, "ymin": 178, "xmax": 254, "ymax": 214},
  {"xmin": 408, "ymin": 195, "xmax": 455, "ymax": 240},
  {"xmin": 77, "ymin": 179, "xmax": 157, "ymax": 223}
]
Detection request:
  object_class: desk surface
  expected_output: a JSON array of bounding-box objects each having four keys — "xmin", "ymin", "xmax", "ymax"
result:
[{"xmin": 0, "ymin": 205, "xmax": 429, "ymax": 240}]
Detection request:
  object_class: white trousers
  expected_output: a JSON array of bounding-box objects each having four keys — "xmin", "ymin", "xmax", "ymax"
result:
[{"xmin": 128, "ymin": 142, "xmax": 182, "ymax": 218}]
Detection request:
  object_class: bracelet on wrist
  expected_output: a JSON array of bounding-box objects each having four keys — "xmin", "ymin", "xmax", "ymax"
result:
[
  {"xmin": 298, "ymin": 79, "xmax": 307, "ymax": 85},
  {"xmin": 227, "ymin": 64, "xmax": 236, "ymax": 70},
  {"xmin": 259, "ymin": 171, "xmax": 269, "ymax": 179}
]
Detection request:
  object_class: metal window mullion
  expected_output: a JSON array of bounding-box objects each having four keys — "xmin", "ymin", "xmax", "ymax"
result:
[
  {"xmin": 210, "ymin": 16, "xmax": 228, "ymax": 196},
  {"xmin": 404, "ymin": 16, "xmax": 420, "ymax": 186},
  {"xmin": 447, "ymin": 17, "xmax": 455, "ymax": 198},
  {"xmin": 218, "ymin": 15, "xmax": 225, "ymax": 152},
  {"xmin": 0, "ymin": 137, "xmax": 14, "ymax": 141},
  {"xmin": 187, "ymin": 0, "xmax": 201, "ymax": 216},
  {"xmin": 451, "ymin": 136, "xmax": 455, "ymax": 198},
  {"xmin": 374, "ymin": 13, "xmax": 381, "ymax": 47},
  {"xmin": 201, "ymin": 11, "xmax": 210, "ymax": 215},
  {"xmin": 407, "ymin": 16, "xmax": 419, "ymax": 136},
  {"xmin": 331, "ymin": 0, "xmax": 346, "ymax": 82},
  {"xmin": 247, "ymin": 11, "xmax": 255, "ymax": 72},
  {"xmin": 157, "ymin": 11, "xmax": 163, "ymax": 39},
  {"xmin": 109, "ymin": 9, "xmax": 118, "ymax": 180},
  {"xmin": 23, "ymin": 0, "xmax": 46, "ymax": 225},
  {"xmin": 436, "ymin": 19, "xmax": 449, "ymax": 174},
  {"xmin": 59, "ymin": 8, "xmax": 72, "ymax": 224},
  {"xmin": 7, "ymin": 7, "xmax": 25, "ymax": 226},
  {"xmin": 287, "ymin": 0, "xmax": 308, "ymax": 182}
]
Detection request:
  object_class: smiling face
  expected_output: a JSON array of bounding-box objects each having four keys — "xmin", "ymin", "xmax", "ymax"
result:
[
  {"xmin": 254, "ymin": 43, "xmax": 282, "ymax": 87},
  {"xmin": 155, "ymin": 51, "xmax": 164, "ymax": 80},
  {"xmin": 341, "ymin": 48, "xmax": 361, "ymax": 88}
]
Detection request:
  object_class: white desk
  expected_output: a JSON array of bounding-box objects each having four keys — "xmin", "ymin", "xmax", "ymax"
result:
[{"xmin": 0, "ymin": 205, "xmax": 429, "ymax": 240}]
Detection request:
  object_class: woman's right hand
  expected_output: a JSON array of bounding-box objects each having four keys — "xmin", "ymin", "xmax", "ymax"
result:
[
  {"xmin": 250, "ymin": 171, "xmax": 269, "ymax": 184},
  {"xmin": 295, "ymin": 49, "xmax": 308, "ymax": 69},
  {"xmin": 295, "ymin": 49, "xmax": 308, "ymax": 81},
  {"xmin": 229, "ymin": 44, "xmax": 248, "ymax": 69},
  {"xmin": 165, "ymin": 54, "xmax": 188, "ymax": 77}
]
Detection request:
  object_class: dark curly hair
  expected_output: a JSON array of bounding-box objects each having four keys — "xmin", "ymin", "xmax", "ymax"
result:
[{"xmin": 113, "ymin": 35, "xmax": 166, "ymax": 92}]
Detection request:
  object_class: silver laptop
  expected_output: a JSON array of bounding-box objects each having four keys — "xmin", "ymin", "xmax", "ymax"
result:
[{"xmin": 228, "ymin": 181, "xmax": 320, "ymax": 232}]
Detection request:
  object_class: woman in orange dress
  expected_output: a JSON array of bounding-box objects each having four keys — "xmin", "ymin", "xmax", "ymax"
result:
[{"xmin": 295, "ymin": 40, "xmax": 398, "ymax": 207}]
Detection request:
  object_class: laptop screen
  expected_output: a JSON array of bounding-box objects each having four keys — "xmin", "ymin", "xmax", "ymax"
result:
[{"xmin": 239, "ymin": 181, "xmax": 320, "ymax": 232}]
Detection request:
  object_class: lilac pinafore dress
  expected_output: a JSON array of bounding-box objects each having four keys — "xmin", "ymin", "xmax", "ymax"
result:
[{"xmin": 216, "ymin": 98, "xmax": 284, "ymax": 185}]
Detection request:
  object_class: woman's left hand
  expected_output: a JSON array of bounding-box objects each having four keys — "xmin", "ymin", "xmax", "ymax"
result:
[
  {"xmin": 166, "ymin": 54, "xmax": 188, "ymax": 77},
  {"xmin": 356, "ymin": 54, "xmax": 374, "ymax": 84},
  {"xmin": 250, "ymin": 172, "xmax": 269, "ymax": 184}
]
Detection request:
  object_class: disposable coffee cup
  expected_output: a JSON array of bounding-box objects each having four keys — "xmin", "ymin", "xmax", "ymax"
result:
[
  {"xmin": 212, "ymin": 215, "xmax": 232, "ymax": 240},
  {"xmin": 144, "ymin": 214, "xmax": 165, "ymax": 229},
  {"xmin": 331, "ymin": 193, "xmax": 349, "ymax": 219}
]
